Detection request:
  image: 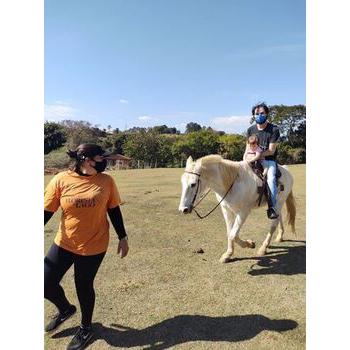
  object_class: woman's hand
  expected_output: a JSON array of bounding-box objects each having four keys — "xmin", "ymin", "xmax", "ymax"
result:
[{"xmin": 117, "ymin": 239, "xmax": 129, "ymax": 258}]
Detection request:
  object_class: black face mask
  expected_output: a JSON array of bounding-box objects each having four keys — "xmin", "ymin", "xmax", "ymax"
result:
[{"xmin": 93, "ymin": 159, "xmax": 107, "ymax": 173}]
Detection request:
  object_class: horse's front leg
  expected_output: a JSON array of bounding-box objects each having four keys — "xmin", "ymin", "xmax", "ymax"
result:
[
  {"xmin": 219, "ymin": 206, "xmax": 235, "ymax": 263},
  {"xmin": 220, "ymin": 210, "xmax": 254, "ymax": 263}
]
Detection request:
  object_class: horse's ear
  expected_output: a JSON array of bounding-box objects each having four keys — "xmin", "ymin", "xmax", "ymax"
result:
[{"xmin": 186, "ymin": 156, "xmax": 193, "ymax": 168}]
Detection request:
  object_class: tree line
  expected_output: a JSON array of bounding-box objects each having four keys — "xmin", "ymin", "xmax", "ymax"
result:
[{"xmin": 44, "ymin": 104, "xmax": 306, "ymax": 169}]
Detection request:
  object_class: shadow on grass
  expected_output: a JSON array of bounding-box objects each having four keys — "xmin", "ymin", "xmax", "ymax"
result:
[
  {"xmin": 52, "ymin": 314, "xmax": 298, "ymax": 349},
  {"xmin": 230, "ymin": 240, "xmax": 306, "ymax": 276}
]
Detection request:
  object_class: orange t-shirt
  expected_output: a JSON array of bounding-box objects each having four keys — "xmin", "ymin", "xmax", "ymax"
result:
[{"xmin": 44, "ymin": 171, "xmax": 122, "ymax": 256}]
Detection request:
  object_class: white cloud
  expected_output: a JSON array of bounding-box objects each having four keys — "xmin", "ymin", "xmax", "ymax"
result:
[
  {"xmin": 211, "ymin": 115, "xmax": 252, "ymax": 134},
  {"xmin": 44, "ymin": 102, "xmax": 80, "ymax": 119},
  {"xmin": 175, "ymin": 122, "xmax": 187, "ymax": 132},
  {"xmin": 138, "ymin": 116, "xmax": 154, "ymax": 121},
  {"xmin": 119, "ymin": 99, "xmax": 129, "ymax": 104}
]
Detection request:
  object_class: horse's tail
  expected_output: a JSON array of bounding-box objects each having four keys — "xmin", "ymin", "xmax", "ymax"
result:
[{"xmin": 286, "ymin": 190, "xmax": 296, "ymax": 236}]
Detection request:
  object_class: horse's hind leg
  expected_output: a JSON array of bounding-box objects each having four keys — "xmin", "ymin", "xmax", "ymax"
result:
[
  {"xmin": 257, "ymin": 195, "xmax": 287, "ymax": 255},
  {"xmin": 274, "ymin": 197, "xmax": 287, "ymax": 242},
  {"xmin": 275, "ymin": 213, "xmax": 285, "ymax": 242},
  {"xmin": 257, "ymin": 219, "xmax": 279, "ymax": 256}
]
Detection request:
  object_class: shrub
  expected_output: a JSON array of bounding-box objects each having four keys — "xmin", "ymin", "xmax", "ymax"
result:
[{"xmin": 44, "ymin": 147, "xmax": 71, "ymax": 169}]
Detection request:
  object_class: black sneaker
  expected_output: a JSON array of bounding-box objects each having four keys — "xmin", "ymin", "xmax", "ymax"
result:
[
  {"xmin": 45, "ymin": 305, "xmax": 77, "ymax": 333},
  {"xmin": 267, "ymin": 207, "xmax": 279, "ymax": 219},
  {"xmin": 67, "ymin": 326, "xmax": 93, "ymax": 350}
]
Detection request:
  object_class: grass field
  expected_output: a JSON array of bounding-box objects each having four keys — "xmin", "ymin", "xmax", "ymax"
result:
[{"xmin": 44, "ymin": 164, "xmax": 306, "ymax": 350}]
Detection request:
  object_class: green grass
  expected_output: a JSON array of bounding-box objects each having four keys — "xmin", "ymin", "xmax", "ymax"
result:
[{"xmin": 44, "ymin": 164, "xmax": 306, "ymax": 349}]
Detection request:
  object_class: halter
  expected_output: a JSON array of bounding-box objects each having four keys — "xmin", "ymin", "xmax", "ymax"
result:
[
  {"xmin": 184, "ymin": 171, "xmax": 234, "ymax": 219},
  {"xmin": 184, "ymin": 171, "xmax": 205, "ymax": 209}
]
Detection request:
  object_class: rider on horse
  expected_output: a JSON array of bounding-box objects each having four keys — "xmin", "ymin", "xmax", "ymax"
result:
[{"xmin": 246, "ymin": 103, "xmax": 280, "ymax": 219}]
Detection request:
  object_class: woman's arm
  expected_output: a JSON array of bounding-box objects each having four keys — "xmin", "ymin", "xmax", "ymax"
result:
[
  {"xmin": 107, "ymin": 206, "xmax": 127, "ymax": 240},
  {"xmin": 108, "ymin": 206, "xmax": 129, "ymax": 258},
  {"xmin": 44, "ymin": 210, "xmax": 54, "ymax": 226}
]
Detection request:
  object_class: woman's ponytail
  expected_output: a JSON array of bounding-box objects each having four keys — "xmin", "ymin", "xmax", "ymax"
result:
[{"xmin": 66, "ymin": 149, "xmax": 78, "ymax": 159}]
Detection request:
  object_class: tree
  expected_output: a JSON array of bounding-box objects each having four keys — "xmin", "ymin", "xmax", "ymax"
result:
[
  {"xmin": 156, "ymin": 135, "xmax": 179, "ymax": 166},
  {"xmin": 153, "ymin": 125, "xmax": 179, "ymax": 134},
  {"xmin": 185, "ymin": 122, "xmax": 202, "ymax": 133},
  {"xmin": 171, "ymin": 139, "xmax": 191, "ymax": 166},
  {"xmin": 100, "ymin": 132, "xmax": 127, "ymax": 154},
  {"xmin": 218, "ymin": 134, "xmax": 246, "ymax": 161},
  {"xmin": 269, "ymin": 105, "xmax": 306, "ymax": 149},
  {"xmin": 59, "ymin": 120, "xmax": 102, "ymax": 149},
  {"xmin": 126, "ymin": 126, "xmax": 147, "ymax": 133},
  {"xmin": 276, "ymin": 144, "xmax": 294, "ymax": 164},
  {"xmin": 291, "ymin": 148, "xmax": 306, "ymax": 164},
  {"xmin": 172, "ymin": 130, "xmax": 220, "ymax": 160},
  {"xmin": 169, "ymin": 127, "xmax": 180, "ymax": 135},
  {"xmin": 44, "ymin": 121, "xmax": 66, "ymax": 154},
  {"xmin": 289, "ymin": 120, "xmax": 306, "ymax": 149},
  {"xmin": 123, "ymin": 130, "xmax": 160, "ymax": 166},
  {"xmin": 90, "ymin": 126, "xmax": 106, "ymax": 138}
]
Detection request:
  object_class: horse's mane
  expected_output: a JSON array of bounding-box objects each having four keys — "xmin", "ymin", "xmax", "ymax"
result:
[
  {"xmin": 199, "ymin": 155, "xmax": 256, "ymax": 188},
  {"xmin": 200, "ymin": 154, "xmax": 224, "ymax": 165}
]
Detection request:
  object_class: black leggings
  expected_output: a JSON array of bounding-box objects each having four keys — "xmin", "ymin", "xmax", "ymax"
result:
[{"xmin": 44, "ymin": 243, "xmax": 105, "ymax": 327}]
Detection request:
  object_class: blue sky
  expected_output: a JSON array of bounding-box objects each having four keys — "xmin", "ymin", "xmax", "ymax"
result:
[{"xmin": 44, "ymin": 0, "xmax": 305, "ymax": 134}]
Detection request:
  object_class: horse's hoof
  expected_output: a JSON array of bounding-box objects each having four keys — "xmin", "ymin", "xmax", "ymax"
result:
[
  {"xmin": 274, "ymin": 237, "xmax": 284, "ymax": 243},
  {"xmin": 248, "ymin": 240, "xmax": 256, "ymax": 249},
  {"xmin": 219, "ymin": 255, "xmax": 231, "ymax": 263}
]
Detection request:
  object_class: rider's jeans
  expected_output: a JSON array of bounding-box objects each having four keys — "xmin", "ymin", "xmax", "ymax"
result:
[{"xmin": 260, "ymin": 160, "xmax": 277, "ymax": 207}]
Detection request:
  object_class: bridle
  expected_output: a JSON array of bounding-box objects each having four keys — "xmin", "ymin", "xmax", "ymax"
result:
[{"xmin": 184, "ymin": 171, "xmax": 235, "ymax": 219}]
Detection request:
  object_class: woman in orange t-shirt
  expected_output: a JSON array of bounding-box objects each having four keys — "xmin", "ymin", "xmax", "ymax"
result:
[{"xmin": 44, "ymin": 143, "xmax": 129, "ymax": 350}]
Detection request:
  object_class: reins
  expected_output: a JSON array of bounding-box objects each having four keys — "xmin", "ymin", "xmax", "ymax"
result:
[{"xmin": 185, "ymin": 171, "xmax": 235, "ymax": 220}]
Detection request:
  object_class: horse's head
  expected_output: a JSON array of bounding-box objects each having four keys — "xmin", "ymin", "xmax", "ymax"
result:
[{"xmin": 178, "ymin": 156, "xmax": 206, "ymax": 214}]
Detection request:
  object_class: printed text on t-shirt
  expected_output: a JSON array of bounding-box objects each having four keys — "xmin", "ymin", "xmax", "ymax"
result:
[{"xmin": 66, "ymin": 198, "xmax": 96, "ymax": 208}]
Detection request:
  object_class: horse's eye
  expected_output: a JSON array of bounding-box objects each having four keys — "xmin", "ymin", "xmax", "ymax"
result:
[{"xmin": 190, "ymin": 183, "xmax": 196, "ymax": 188}]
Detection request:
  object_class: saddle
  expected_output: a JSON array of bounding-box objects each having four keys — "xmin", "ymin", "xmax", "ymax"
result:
[{"xmin": 250, "ymin": 161, "xmax": 283, "ymax": 207}]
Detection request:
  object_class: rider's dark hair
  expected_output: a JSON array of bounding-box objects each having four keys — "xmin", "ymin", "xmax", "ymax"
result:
[
  {"xmin": 251, "ymin": 102, "xmax": 269, "ymax": 116},
  {"xmin": 67, "ymin": 143, "xmax": 105, "ymax": 172}
]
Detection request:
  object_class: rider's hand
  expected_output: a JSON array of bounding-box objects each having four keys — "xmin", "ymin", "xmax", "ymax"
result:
[{"xmin": 117, "ymin": 239, "xmax": 129, "ymax": 258}]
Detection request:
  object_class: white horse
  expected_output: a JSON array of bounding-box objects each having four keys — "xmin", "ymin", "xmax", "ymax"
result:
[{"xmin": 178, "ymin": 155, "xmax": 296, "ymax": 263}]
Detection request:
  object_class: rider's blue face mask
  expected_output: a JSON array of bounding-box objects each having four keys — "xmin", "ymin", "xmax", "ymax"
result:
[{"xmin": 255, "ymin": 113, "xmax": 267, "ymax": 124}]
